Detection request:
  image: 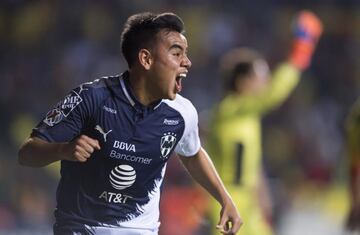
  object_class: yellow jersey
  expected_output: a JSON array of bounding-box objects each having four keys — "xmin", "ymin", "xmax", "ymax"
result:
[
  {"xmin": 207, "ymin": 62, "xmax": 300, "ymax": 235},
  {"xmin": 208, "ymin": 62, "xmax": 300, "ymax": 189}
]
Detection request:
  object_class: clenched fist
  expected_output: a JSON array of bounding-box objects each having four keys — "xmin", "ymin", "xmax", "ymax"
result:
[{"xmin": 61, "ymin": 135, "xmax": 101, "ymax": 162}]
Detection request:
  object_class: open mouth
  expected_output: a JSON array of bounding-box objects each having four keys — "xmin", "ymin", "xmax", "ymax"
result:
[{"xmin": 175, "ymin": 73, "xmax": 187, "ymax": 93}]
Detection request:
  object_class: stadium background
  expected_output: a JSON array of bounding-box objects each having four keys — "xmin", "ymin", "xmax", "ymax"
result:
[{"xmin": 0, "ymin": 0, "xmax": 358, "ymax": 234}]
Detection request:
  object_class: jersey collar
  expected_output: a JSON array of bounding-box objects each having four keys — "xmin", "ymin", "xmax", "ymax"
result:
[{"xmin": 119, "ymin": 71, "xmax": 162, "ymax": 112}]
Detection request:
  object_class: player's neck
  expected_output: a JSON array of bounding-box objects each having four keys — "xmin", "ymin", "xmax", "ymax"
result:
[{"xmin": 128, "ymin": 71, "xmax": 158, "ymax": 107}]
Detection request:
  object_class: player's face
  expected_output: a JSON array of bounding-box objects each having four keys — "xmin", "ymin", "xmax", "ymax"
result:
[{"xmin": 148, "ymin": 30, "xmax": 191, "ymax": 100}]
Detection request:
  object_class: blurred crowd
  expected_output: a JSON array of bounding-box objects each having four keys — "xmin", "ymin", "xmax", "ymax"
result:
[{"xmin": 0, "ymin": 0, "xmax": 358, "ymax": 234}]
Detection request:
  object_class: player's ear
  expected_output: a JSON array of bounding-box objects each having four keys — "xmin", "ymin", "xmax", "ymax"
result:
[{"xmin": 138, "ymin": 49, "xmax": 153, "ymax": 70}]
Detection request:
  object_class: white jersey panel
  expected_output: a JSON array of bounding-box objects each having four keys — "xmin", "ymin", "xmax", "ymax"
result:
[
  {"xmin": 163, "ymin": 94, "xmax": 201, "ymax": 157},
  {"xmin": 92, "ymin": 165, "xmax": 167, "ymax": 232}
]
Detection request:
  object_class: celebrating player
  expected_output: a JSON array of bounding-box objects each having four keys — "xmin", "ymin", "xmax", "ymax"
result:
[{"xmin": 18, "ymin": 12, "xmax": 242, "ymax": 235}]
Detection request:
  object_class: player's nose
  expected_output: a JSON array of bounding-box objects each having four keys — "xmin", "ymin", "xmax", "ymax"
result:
[{"xmin": 182, "ymin": 55, "xmax": 192, "ymax": 68}]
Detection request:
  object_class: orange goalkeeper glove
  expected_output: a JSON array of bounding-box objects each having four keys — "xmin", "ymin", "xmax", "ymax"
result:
[{"xmin": 289, "ymin": 10, "xmax": 323, "ymax": 70}]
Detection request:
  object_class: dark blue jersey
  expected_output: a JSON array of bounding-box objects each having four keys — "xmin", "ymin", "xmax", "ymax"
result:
[{"xmin": 31, "ymin": 71, "xmax": 201, "ymax": 232}]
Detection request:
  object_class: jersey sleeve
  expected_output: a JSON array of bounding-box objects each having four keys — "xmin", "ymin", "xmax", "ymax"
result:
[
  {"xmin": 174, "ymin": 97, "xmax": 201, "ymax": 157},
  {"xmin": 31, "ymin": 82, "xmax": 99, "ymax": 142}
]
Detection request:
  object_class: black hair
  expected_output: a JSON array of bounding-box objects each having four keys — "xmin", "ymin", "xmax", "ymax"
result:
[
  {"xmin": 220, "ymin": 48, "xmax": 264, "ymax": 92},
  {"xmin": 121, "ymin": 12, "xmax": 185, "ymax": 68}
]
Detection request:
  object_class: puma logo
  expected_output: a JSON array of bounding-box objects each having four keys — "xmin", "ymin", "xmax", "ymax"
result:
[{"xmin": 95, "ymin": 125, "xmax": 112, "ymax": 142}]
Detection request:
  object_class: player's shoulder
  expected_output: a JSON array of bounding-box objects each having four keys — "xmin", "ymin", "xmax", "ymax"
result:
[
  {"xmin": 65, "ymin": 75, "xmax": 121, "ymax": 112},
  {"xmin": 74, "ymin": 75, "xmax": 121, "ymax": 99},
  {"xmin": 163, "ymin": 94, "xmax": 198, "ymax": 119},
  {"xmin": 78, "ymin": 75, "xmax": 120, "ymax": 92}
]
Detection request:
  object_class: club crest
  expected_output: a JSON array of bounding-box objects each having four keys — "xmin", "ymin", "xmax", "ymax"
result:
[{"xmin": 160, "ymin": 132, "xmax": 177, "ymax": 160}]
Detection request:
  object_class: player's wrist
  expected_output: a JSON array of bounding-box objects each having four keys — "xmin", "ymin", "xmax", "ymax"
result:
[
  {"xmin": 220, "ymin": 194, "xmax": 234, "ymax": 208},
  {"xmin": 55, "ymin": 143, "xmax": 71, "ymax": 161}
]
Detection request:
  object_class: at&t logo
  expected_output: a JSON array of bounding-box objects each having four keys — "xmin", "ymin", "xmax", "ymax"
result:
[
  {"xmin": 109, "ymin": 164, "xmax": 136, "ymax": 190},
  {"xmin": 99, "ymin": 164, "xmax": 136, "ymax": 204}
]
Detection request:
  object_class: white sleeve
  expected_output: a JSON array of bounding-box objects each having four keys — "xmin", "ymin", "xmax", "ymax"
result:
[
  {"xmin": 163, "ymin": 95, "xmax": 201, "ymax": 157},
  {"xmin": 174, "ymin": 97, "xmax": 202, "ymax": 157},
  {"xmin": 175, "ymin": 103, "xmax": 201, "ymax": 157}
]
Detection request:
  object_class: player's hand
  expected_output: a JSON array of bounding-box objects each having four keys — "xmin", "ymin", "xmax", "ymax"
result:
[
  {"xmin": 216, "ymin": 198, "xmax": 243, "ymax": 234},
  {"xmin": 346, "ymin": 205, "xmax": 360, "ymax": 231},
  {"xmin": 289, "ymin": 10, "xmax": 323, "ymax": 70},
  {"xmin": 62, "ymin": 135, "xmax": 101, "ymax": 162}
]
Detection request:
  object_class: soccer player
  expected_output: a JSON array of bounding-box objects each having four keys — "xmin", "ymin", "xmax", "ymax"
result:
[
  {"xmin": 207, "ymin": 11, "xmax": 322, "ymax": 235},
  {"xmin": 18, "ymin": 12, "xmax": 241, "ymax": 235},
  {"xmin": 345, "ymin": 97, "xmax": 360, "ymax": 233}
]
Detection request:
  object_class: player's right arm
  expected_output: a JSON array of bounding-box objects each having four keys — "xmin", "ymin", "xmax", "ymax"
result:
[
  {"xmin": 18, "ymin": 79, "xmax": 105, "ymax": 168},
  {"xmin": 18, "ymin": 135, "xmax": 100, "ymax": 168}
]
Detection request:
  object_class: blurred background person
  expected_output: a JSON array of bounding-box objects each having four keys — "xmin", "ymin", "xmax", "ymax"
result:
[
  {"xmin": 345, "ymin": 97, "xmax": 360, "ymax": 233},
  {"xmin": 206, "ymin": 11, "xmax": 322, "ymax": 235}
]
